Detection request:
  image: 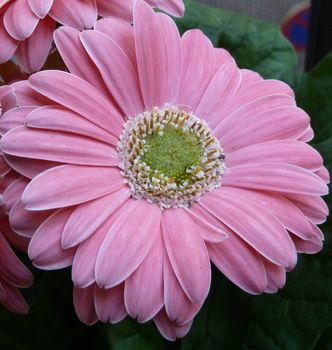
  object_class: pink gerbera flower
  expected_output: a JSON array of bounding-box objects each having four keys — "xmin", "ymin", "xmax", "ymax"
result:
[
  {"xmin": 0, "ymin": 85, "xmax": 33, "ymax": 314},
  {"xmin": 0, "ymin": 0, "xmax": 184, "ymax": 73},
  {"xmin": 0, "ymin": 0, "xmax": 329, "ymax": 340}
]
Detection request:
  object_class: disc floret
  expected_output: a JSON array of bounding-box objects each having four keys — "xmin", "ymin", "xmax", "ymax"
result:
[{"xmin": 118, "ymin": 106, "xmax": 225, "ymax": 208}]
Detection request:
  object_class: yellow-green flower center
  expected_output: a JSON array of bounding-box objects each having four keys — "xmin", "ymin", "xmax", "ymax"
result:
[{"xmin": 118, "ymin": 106, "xmax": 225, "ymax": 209}]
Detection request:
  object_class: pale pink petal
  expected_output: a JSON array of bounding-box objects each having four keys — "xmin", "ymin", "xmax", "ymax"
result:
[
  {"xmin": 73, "ymin": 285, "xmax": 98, "ymax": 325},
  {"xmin": 214, "ymin": 48, "xmax": 233, "ymax": 69},
  {"xmin": 161, "ymin": 208, "xmax": 211, "ymax": 304},
  {"xmin": 195, "ymin": 59, "xmax": 241, "ymax": 127},
  {"xmin": 154, "ymin": 308, "xmax": 192, "ymax": 341},
  {"xmin": 4, "ymin": 155, "xmax": 60, "ymax": 179},
  {"xmin": 94, "ymin": 18, "xmax": 136, "ymax": 67},
  {"xmin": 184, "ymin": 206, "xmax": 228, "ymax": 243},
  {"xmin": 96, "ymin": 199, "xmax": 161, "ymax": 288},
  {"xmin": 222, "ymin": 163, "xmax": 328, "ymax": 196},
  {"xmin": 145, "ymin": 0, "xmax": 185, "ymax": 17},
  {"xmin": 286, "ymin": 194, "xmax": 329, "ymax": 224},
  {"xmin": 49, "ymin": 0, "xmax": 97, "ymax": 30},
  {"xmin": 291, "ymin": 232, "xmax": 323, "ymax": 254},
  {"xmin": 4, "ymin": 0, "xmax": 39, "ymax": 40},
  {"xmin": 298, "ymin": 126, "xmax": 314, "ymax": 142},
  {"xmin": 54, "ymin": 26, "xmax": 111, "ymax": 98},
  {"xmin": 125, "ymin": 232, "xmax": 164, "ymax": 322},
  {"xmin": 216, "ymin": 106, "xmax": 309, "ymax": 151},
  {"xmin": 175, "ymin": 29, "xmax": 216, "ymax": 111},
  {"xmin": 164, "ymin": 252, "xmax": 202, "ymax": 325},
  {"xmin": 0, "ymin": 17, "xmax": 18, "ymax": 63},
  {"xmin": 28, "ymin": 208, "xmax": 76, "ymax": 269},
  {"xmin": 80, "ymin": 30, "xmax": 144, "ymax": 117},
  {"xmin": 94, "ymin": 284, "xmax": 127, "ymax": 323},
  {"xmin": 0, "ymin": 107, "xmax": 35, "ymax": 135},
  {"xmin": 28, "ymin": 0, "xmax": 54, "ymax": 18},
  {"xmin": 29, "ymin": 71, "xmax": 124, "ymax": 136},
  {"xmin": 72, "ymin": 205, "xmax": 128, "ymax": 288},
  {"xmin": 226, "ymin": 140, "xmax": 323, "ymax": 171},
  {"xmin": 238, "ymin": 69, "xmax": 262, "ymax": 91},
  {"xmin": 0, "ymin": 85, "xmax": 16, "ymax": 113},
  {"xmin": 15, "ymin": 16, "xmax": 55, "ymax": 73},
  {"xmin": 235, "ymin": 189, "xmax": 315, "ymax": 240},
  {"xmin": 134, "ymin": 0, "xmax": 181, "ymax": 109},
  {"xmin": 263, "ymin": 260, "xmax": 286, "ymax": 293},
  {"xmin": 96, "ymin": 0, "xmax": 133, "ymax": 22},
  {"xmin": 26, "ymin": 105, "xmax": 118, "ymax": 145},
  {"xmin": 22, "ymin": 165, "xmax": 124, "ymax": 210},
  {"xmin": 200, "ymin": 188, "xmax": 297, "ymax": 269},
  {"xmin": 316, "ymin": 166, "xmax": 330, "ymax": 184},
  {"xmin": 1, "ymin": 126, "xmax": 119, "ymax": 166},
  {"xmin": 63, "ymin": 188, "xmax": 130, "ymax": 249},
  {"xmin": 9, "ymin": 200, "xmax": 53, "ymax": 238}
]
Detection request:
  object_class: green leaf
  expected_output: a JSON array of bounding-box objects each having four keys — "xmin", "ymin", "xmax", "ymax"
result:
[{"xmin": 176, "ymin": 0, "xmax": 297, "ymax": 79}]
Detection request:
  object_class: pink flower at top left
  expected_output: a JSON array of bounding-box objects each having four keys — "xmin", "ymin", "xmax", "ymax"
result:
[{"xmin": 0, "ymin": 0, "xmax": 184, "ymax": 74}]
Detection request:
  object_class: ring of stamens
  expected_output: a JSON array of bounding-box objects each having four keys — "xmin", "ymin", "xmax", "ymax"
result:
[{"xmin": 118, "ymin": 106, "xmax": 226, "ymax": 209}]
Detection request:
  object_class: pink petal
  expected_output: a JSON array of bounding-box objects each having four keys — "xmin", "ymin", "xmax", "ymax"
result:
[
  {"xmin": 238, "ymin": 69, "xmax": 262, "ymax": 91},
  {"xmin": 200, "ymin": 188, "xmax": 297, "ymax": 269},
  {"xmin": 161, "ymin": 208, "xmax": 211, "ymax": 304},
  {"xmin": 4, "ymin": 0, "xmax": 39, "ymax": 40},
  {"xmin": 94, "ymin": 18, "xmax": 136, "ymax": 67},
  {"xmin": 0, "ymin": 85, "xmax": 16, "ymax": 113},
  {"xmin": 145, "ymin": 0, "xmax": 185, "ymax": 17},
  {"xmin": 54, "ymin": 26, "xmax": 111, "ymax": 98},
  {"xmin": 95, "ymin": 0, "xmax": 133, "ymax": 22},
  {"xmin": 49, "ymin": 0, "xmax": 97, "ymax": 30},
  {"xmin": 80, "ymin": 29, "xmax": 144, "ymax": 117},
  {"xmin": 0, "ymin": 281, "xmax": 29, "ymax": 314},
  {"xmin": 22, "ymin": 165, "xmax": 124, "ymax": 210},
  {"xmin": 124, "ymin": 232, "xmax": 164, "ymax": 322},
  {"xmin": 175, "ymin": 29, "xmax": 216, "ymax": 111},
  {"xmin": 223, "ymin": 163, "xmax": 328, "ymax": 196},
  {"xmin": 2, "ymin": 176, "xmax": 29, "ymax": 212},
  {"xmin": 134, "ymin": 0, "xmax": 181, "ymax": 109},
  {"xmin": 94, "ymin": 284, "xmax": 127, "ymax": 323},
  {"xmin": 298, "ymin": 126, "xmax": 314, "ymax": 142},
  {"xmin": 15, "ymin": 16, "xmax": 55, "ymax": 73},
  {"xmin": 4, "ymin": 155, "xmax": 61, "ymax": 179},
  {"xmin": 286, "ymin": 194, "xmax": 329, "ymax": 224},
  {"xmin": 263, "ymin": 259, "xmax": 286, "ymax": 293},
  {"xmin": 226, "ymin": 140, "xmax": 323, "ymax": 171},
  {"xmin": 29, "ymin": 71, "xmax": 124, "ymax": 137},
  {"xmin": 0, "ymin": 16, "xmax": 18, "ymax": 63},
  {"xmin": 28, "ymin": 208, "xmax": 75, "ymax": 269},
  {"xmin": 216, "ymin": 105, "xmax": 309, "ymax": 152},
  {"xmin": 154, "ymin": 308, "xmax": 192, "ymax": 341},
  {"xmin": 96, "ymin": 199, "xmax": 161, "ymax": 288},
  {"xmin": 9, "ymin": 200, "xmax": 53, "ymax": 238},
  {"xmin": 0, "ymin": 232, "xmax": 33, "ymax": 287},
  {"xmin": 195, "ymin": 59, "xmax": 241, "ymax": 127},
  {"xmin": 62, "ymin": 188, "xmax": 130, "ymax": 249},
  {"xmin": 11, "ymin": 80, "xmax": 52, "ymax": 107},
  {"xmin": 72, "ymin": 206, "xmax": 127, "ymax": 288},
  {"xmin": 316, "ymin": 166, "xmax": 330, "ymax": 184},
  {"xmin": 164, "ymin": 252, "xmax": 202, "ymax": 325},
  {"xmin": 184, "ymin": 206, "xmax": 228, "ymax": 243},
  {"xmin": 28, "ymin": 0, "xmax": 54, "ymax": 18},
  {"xmin": 1, "ymin": 126, "xmax": 119, "ymax": 166},
  {"xmin": 26, "ymin": 105, "xmax": 118, "ymax": 145},
  {"xmin": 0, "ymin": 107, "xmax": 35, "ymax": 136},
  {"xmin": 73, "ymin": 285, "xmax": 98, "ymax": 325},
  {"xmin": 234, "ymin": 189, "xmax": 314, "ymax": 240}
]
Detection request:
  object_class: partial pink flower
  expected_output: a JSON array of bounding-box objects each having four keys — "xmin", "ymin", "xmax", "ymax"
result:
[
  {"xmin": 0, "ymin": 0, "xmax": 185, "ymax": 73},
  {"xmin": 0, "ymin": 0, "xmax": 329, "ymax": 340},
  {"xmin": 0, "ymin": 85, "xmax": 33, "ymax": 314}
]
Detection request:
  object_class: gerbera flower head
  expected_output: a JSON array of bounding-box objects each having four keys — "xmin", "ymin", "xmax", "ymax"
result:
[
  {"xmin": 0, "ymin": 0, "xmax": 329, "ymax": 340},
  {"xmin": 0, "ymin": 0, "xmax": 184, "ymax": 73},
  {"xmin": 0, "ymin": 85, "xmax": 33, "ymax": 314}
]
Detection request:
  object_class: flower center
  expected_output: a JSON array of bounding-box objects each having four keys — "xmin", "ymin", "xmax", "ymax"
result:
[{"xmin": 118, "ymin": 106, "xmax": 225, "ymax": 209}]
